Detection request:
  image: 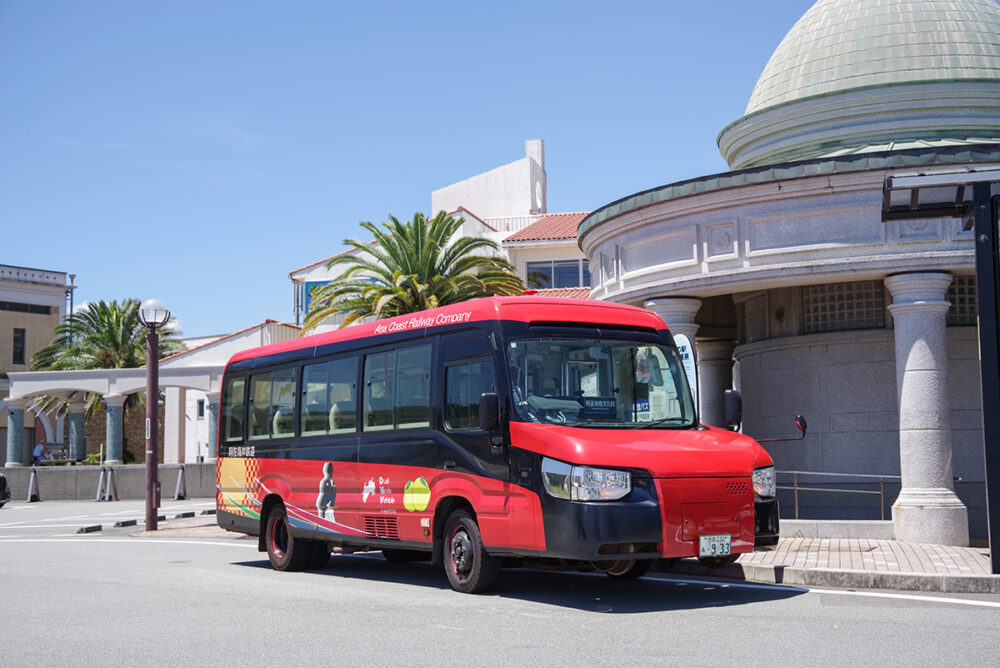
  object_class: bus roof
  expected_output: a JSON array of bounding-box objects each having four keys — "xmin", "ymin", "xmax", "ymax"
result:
[{"xmin": 227, "ymin": 296, "xmax": 667, "ymax": 365}]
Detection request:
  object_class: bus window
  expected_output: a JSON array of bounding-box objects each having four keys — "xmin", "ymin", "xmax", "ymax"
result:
[
  {"xmin": 272, "ymin": 368, "xmax": 296, "ymax": 437},
  {"xmin": 221, "ymin": 374, "xmax": 245, "ymax": 444},
  {"xmin": 396, "ymin": 344, "xmax": 431, "ymax": 428},
  {"xmin": 249, "ymin": 372, "xmax": 272, "ymax": 440},
  {"xmin": 364, "ymin": 344, "xmax": 431, "ymax": 431},
  {"xmin": 365, "ymin": 351, "xmax": 394, "ymax": 431},
  {"xmin": 301, "ymin": 362, "xmax": 330, "ymax": 436},
  {"xmin": 249, "ymin": 368, "xmax": 297, "ymax": 440},
  {"xmin": 301, "ymin": 357, "xmax": 358, "ymax": 436},
  {"xmin": 446, "ymin": 358, "xmax": 495, "ymax": 430}
]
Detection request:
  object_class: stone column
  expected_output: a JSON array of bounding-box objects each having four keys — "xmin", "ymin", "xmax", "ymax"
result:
[
  {"xmin": 5, "ymin": 398, "xmax": 28, "ymax": 467},
  {"xmin": 885, "ymin": 272, "xmax": 968, "ymax": 546},
  {"xmin": 104, "ymin": 394, "xmax": 125, "ymax": 465},
  {"xmin": 697, "ymin": 340, "xmax": 736, "ymax": 428},
  {"xmin": 206, "ymin": 391, "xmax": 220, "ymax": 461},
  {"xmin": 67, "ymin": 399, "xmax": 87, "ymax": 462},
  {"xmin": 644, "ymin": 297, "xmax": 702, "ymax": 409}
]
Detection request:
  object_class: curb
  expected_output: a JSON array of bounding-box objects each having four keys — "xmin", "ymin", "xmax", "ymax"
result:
[{"xmin": 667, "ymin": 558, "xmax": 1000, "ymax": 594}]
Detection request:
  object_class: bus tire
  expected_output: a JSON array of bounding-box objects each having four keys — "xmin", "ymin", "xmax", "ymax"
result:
[
  {"xmin": 308, "ymin": 541, "xmax": 331, "ymax": 569},
  {"xmin": 264, "ymin": 504, "xmax": 311, "ymax": 571},
  {"xmin": 605, "ymin": 558, "xmax": 654, "ymax": 579},
  {"xmin": 443, "ymin": 510, "xmax": 502, "ymax": 594}
]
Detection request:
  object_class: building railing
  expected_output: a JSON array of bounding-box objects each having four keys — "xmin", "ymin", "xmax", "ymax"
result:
[
  {"xmin": 777, "ymin": 470, "xmax": 901, "ymax": 521},
  {"xmin": 776, "ymin": 470, "xmax": 963, "ymax": 521}
]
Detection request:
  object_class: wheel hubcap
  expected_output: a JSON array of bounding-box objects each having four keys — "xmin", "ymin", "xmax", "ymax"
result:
[
  {"xmin": 450, "ymin": 528, "xmax": 473, "ymax": 576},
  {"xmin": 272, "ymin": 517, "xmax": 288, "ymax": 557}
]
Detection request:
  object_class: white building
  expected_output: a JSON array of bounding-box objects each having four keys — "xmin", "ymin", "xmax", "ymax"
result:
[
  {"xmin": 289, "ymin": 140, "xmax": 593, "ymax": 331},
  {"xmin": 578, "ymin": 0, "xmax": 1000, "ymax": 545}
]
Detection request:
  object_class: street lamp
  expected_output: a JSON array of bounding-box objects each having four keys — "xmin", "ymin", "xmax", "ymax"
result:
[{"xmin": 138, "ymin": 298, "xmax": 170, "ymax": 531}]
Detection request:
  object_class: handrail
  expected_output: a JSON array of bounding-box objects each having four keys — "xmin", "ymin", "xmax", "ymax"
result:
[
  {"xmin": 775, "ymin": 470, "xmax": 964, "ymax": 521},
  {"xmin": 776, "ymin": 470, "xmax": 900, "ymax": 520}
]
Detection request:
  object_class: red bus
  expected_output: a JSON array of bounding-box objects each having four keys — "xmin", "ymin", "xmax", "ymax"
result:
[{"xmin": 216, "ymin": 296, "xmax": 779, "ymax": 593}]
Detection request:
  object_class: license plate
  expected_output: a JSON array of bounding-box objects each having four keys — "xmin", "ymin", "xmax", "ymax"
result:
[{"xmin": 699, "ymin": 534, "xmax": 731, "ymax": 557}]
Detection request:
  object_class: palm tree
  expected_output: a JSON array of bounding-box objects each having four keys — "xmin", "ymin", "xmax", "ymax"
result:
[
  {"xmin": 30, "ymin": 299, "xmax": 186, "ymax": 454},
  {"xmin": 302, "ymin": 211, "xmax": 525, "ymax": 331}
]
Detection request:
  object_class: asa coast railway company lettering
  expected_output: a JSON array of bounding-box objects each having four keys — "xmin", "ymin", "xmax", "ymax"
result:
[
  {"xmin": 215, "ymin": 296, "xmax": 780, "ymax": 593},
  {"xmin": 374, "ymin": 311, "xmax": 472, "ymax": 335}
]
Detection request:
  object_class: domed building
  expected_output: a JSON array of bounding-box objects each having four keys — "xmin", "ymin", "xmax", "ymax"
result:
[{"xmin": 578, "ymin": 0, "xmax": 1000, "ymax": 545}]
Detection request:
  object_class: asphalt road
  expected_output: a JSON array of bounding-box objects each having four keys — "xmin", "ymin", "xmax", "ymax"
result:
[{"xmin": 2, "ymin": 500, "xmax": 998, "ymax": 666}]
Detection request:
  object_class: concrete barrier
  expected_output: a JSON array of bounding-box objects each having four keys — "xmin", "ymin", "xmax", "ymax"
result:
[{"xmin": 0, "ymin": 463, "xmax": 216, "ymax": 501}]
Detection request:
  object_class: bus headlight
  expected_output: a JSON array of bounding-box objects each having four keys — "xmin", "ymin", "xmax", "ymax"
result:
[
  {"xmin": 753, "ymin": 466, "xmax": 776, "ymax": 498},
  {"xmin": 541, "ymin": 457, "xmax": 631, "ymax": 501}
]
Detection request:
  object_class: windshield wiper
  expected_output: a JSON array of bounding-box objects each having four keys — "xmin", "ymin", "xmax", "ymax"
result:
[{"xmin": 625, "ymin": 418, "xmax": 693, "ymax": 429}]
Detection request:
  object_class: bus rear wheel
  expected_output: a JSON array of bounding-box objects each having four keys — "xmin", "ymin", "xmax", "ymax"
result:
[
  {"xmin": 443, "ymin": 510, "xmax": 502, "ymax": 593},
  {"xmin": 265, "ymin": 505, "xmax": 311, "ymax": 571}
]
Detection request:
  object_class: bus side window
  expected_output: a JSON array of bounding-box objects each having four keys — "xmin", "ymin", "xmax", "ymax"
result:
[
  {"xmin": 445, "ymin": 358, "xmax": 495, "ymax": 430},
  {"xmin": 301, "ymin": 361, "xmax": 331, "ymax": 436},
  {"xmin": 271, "ymin": 368, "xmax": 296, "ymax": 438},
  {"xmin": 396, "ymin": 344, "xmax": 431, "ymax": 429},
  {"xmin": 249, "ymin": 372, "xmax": 272, "ymax": 440},
  {"xmin": 364, "ymin": 345, "xmax": 431, "ymax": 431},
  {"xmin": 329, "ymin": 357, "xmax": 358, "ymax": 433},
  {"xmin": 364, "ymin": 351, "xmax": 394, "ymax": 431},
  {"xmin": 221, "ymin": 374, "xmax": 246, "ymax": 445}
]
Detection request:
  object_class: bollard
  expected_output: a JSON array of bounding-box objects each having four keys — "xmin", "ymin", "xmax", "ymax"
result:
[
  {"xmin": 95, "ymin": 466, "xmax": 119, "ymax": 502},
  {"xmin": 26, "ymin": 467, "xmax": 41, "ymax": 503},
  {"xmin": 173, "ymin": 465, "xmax": 187, "ymax": 501}
]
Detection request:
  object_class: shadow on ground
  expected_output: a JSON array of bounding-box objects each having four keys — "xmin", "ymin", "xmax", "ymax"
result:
[{"xmin": 233, "ymin": 554, "xmax": 806, "ymax": 613}]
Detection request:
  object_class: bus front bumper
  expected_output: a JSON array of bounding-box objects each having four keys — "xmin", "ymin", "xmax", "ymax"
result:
[{"xmin": 754, "ymin": 497, "xmax": 780, "ymax": 546}]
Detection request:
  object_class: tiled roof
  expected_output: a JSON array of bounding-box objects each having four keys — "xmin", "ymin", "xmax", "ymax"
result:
[
  {"xmin": 503, "ymin": 212, "xmax": 590, "ymax": 242},
  {"xmin": 533, "ymin": 287, "xmax": 592, "ymax": 299}
]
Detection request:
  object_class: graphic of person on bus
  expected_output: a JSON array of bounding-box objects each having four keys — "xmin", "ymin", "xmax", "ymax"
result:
[{"xmin": 317, "ymin": 462, "xmax": 336, "ymax": 521}]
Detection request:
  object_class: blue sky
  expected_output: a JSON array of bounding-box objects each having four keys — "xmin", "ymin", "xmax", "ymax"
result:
[{"xmin": 0, "ymin": 0, "xmax": 815, "ymax": 337}]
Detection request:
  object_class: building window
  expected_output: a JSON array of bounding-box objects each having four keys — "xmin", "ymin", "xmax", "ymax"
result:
[
  {"xmin": 946, "ymin": 276, "xmax": 977, "ymax": 326},
  {"xmin": 197, "ymin": 399, "xmax": 206, "ymax": 419},
  {"xmin": 13, "ymin": 328, "xmax": 26, "ymax": 365},
  {"xmin": 526, "ymin": 259, "xmax": 591, "ymax": 289},
  {"xmin": 803, "ymin": 281, "xmax": 886, "ymax": 334}
]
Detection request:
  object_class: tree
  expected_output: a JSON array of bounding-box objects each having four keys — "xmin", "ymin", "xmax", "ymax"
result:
[
  {"xmin": 30, "ymin": 299, "xmax": 186, "ymax": 457},
  {"xmin": 302, "ymin": 211, "xmax": 525, "ymax": 331}
]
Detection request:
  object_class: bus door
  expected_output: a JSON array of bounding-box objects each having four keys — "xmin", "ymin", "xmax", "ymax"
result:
[
  {"xmin": 440, "ymin": 332, "xmax": 508, "ymax": 482},
  {"xmin": 298, "ymin": 356, "xmax": 361, "ymax": 535},
  {"xmin": 357, "ymin": 342, "xmax": 436, "ymax": 542}
]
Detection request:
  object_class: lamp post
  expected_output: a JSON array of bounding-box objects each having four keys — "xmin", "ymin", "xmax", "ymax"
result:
[{"xmin": 138, "ymin": 298, "xmax": 170, "ymax": 531}]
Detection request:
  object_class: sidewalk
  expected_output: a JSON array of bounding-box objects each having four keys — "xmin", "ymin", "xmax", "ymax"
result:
[{"xmin": 670, "ymin": 537, "xmax": 1000, "ymax": 594}]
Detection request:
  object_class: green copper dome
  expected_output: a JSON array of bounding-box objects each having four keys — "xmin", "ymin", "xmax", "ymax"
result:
[{"xmin": 719, "ymin": 0, "xmax": 1000, "ymax": 169}]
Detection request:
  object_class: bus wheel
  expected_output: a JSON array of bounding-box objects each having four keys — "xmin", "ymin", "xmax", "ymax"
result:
[
  {"xmin": 265, "ymin": 505, "xmax": 310, "ymax": 571},
  {"xmin": 443, "ymin": 510, "xmax": 502, "ymax": 593},
  {"xmin": 308, "ymin": 541, "xmax": 331, "ymax": 569},
  {"xmin": 601, "ymin": 559, "xmax": 653, "ymax": 579},
  {"xmin": 698, "ymin": 554, "xmax": 739, "ymax": 569}
]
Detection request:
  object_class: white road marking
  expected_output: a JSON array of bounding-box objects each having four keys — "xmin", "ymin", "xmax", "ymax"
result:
[{"xmin": 649, "ymin": 574, "xmax": 1000, "ymax": 609}]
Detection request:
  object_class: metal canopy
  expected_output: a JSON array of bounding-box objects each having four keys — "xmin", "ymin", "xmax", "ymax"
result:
[
  {"xmin": 883, "ymin": 170, "xmax": 1000, "ymax": 228},
  {"xmin": 883, "ymin": 170, "xmax": 1000, "ymax": 574}
]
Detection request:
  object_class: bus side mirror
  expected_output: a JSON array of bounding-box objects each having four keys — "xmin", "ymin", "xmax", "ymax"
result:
[
  {"xmin": 795, "ymin": 415, "xmax": 807, "ymax": 436},
  {"xmin": 478, "ymin": 392, "xmax": 500, "ymax": 431},
  {"xmin": 724, "ymin": 389, "xmax": 742, "ymax": 431}
]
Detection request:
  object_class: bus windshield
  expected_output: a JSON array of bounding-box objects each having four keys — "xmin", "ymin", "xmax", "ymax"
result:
[{"xmin": 505, "ymin": 336, "xmax": 696, "ymax": 429}]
